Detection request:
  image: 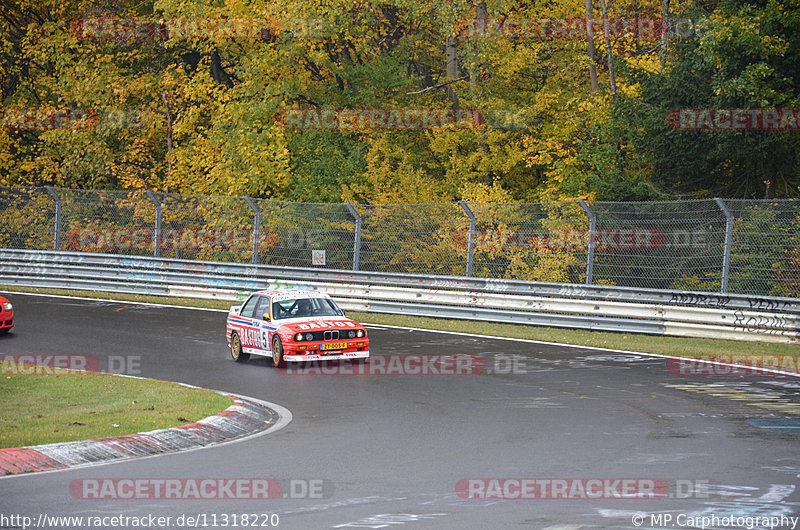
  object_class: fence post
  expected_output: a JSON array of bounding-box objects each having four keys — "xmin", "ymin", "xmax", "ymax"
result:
[
  {"xmin": 458, "ymin": 201, "xmax": 476, "ymax": 277},
  {"xmin": 578, "ymin": 199, "xmax": 595, "ymax": 285},
  {"xmin": 44, "ymin": 186, "xmax": 61, "ymax": 251},
  {"xmin": 345, "ymin": 203, "xmax": 362, "ymax": 271},
  {"xmin": 715, "ymin": 198, "xmax": 733, "ymax": 293},
  {"xmin": 145, "ymin": 191, "xmax": 161, "ymax": 257},
  {"xmin": 243, "ymin": 197, "xmax": 261, "ymax": 265}
]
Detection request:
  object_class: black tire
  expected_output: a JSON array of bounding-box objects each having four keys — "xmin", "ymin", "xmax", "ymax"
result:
[
  {"xmin": 272, "ymin": 335, "xmax": 286, "ymax": 368},
  {"xmin": 230, "ymin": 332, "xmax": 250, "ymax": 363}
]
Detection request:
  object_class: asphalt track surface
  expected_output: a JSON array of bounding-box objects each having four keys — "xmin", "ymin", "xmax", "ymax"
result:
[{"xmin": 1, "ymin": 293, "xmax": 799, "ymax": 530}]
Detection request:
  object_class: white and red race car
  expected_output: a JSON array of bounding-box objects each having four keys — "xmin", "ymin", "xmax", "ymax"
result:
[
  {"xmin": 0, "ymin": 295, "xmax": 13, "ymax": 334},
  {"xmin": 226, "ymin": 289, "xmax": 369, "ymax": 368}
]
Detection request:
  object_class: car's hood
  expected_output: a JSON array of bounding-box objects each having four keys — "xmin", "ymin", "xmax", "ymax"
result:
[{"xmin": 277, "ymin": 317, "xmax": 364, "ymax": 332}]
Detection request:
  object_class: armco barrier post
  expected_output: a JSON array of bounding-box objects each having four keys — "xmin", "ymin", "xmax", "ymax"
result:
[
  {"xmin": 345, "ymin": 203, "xmax": 362, "ymax": 271},
  {"xmin": 715, "ymin": 198, "xmax": 733, "ymax": 293},
  {"xmin": 44, "ymin": 186, "xmax": 62, "ymax": 251},
  {"xmin": 578, "ymin": 199, "xmax": 595, "ymax": 285},
  {"xmin": 243, "ymin": 197, "xmax": 261, "ymax": 265},
  {"xmin": 458, "ymin": 201, "xmax": 476, "ymax": 277},
  {"xmin": 145, "ymin": 191, "xmax": 162, "ymax": 257}
]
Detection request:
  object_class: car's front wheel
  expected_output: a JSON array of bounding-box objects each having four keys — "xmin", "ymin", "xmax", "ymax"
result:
[
  {"xmin": 230, "ymin": 332, "xmax": 250, "ymax": 363},
  {"xmin": 272, "ymin": 335, "xmax": 286, "ymax": 368}
]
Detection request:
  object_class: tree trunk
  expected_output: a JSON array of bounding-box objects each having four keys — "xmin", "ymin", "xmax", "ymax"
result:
[
  {"xmin": 338, "ymin": 47, "xmax": 354, "ymax": 92},
  {"xmin": 660, "ymin": 0, "xmax": 670, "ymax": 72},
  {"xmin": 446, "ymin": 36, "xmax": 458, "ymax": 79},
  {"xmin": 469, "ymin": 1, "xmax": 488, "ymax": 94},
  {"xmin": 586, "ymin": 0, "xmax": 598, "ymax": 97},
  {"xmin": 162, "ymin": 91, "xmax": 173, "ymax": 184},
  {"xmin": 446, "ymin": 36, "xmax": 459, "ymax": 105},
  {"xmin": 599, "ymin": 0, "xmax": 616, "ymax": 97}
]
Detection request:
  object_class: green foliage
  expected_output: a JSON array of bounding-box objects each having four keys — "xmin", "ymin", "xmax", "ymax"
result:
[
  {"xmin": 614, "ymin": 0, "xmax": 800, "ymax": 198},
  {"xmin": 1, "ymin": 0, "xmax": 799, "ymax": 201}
]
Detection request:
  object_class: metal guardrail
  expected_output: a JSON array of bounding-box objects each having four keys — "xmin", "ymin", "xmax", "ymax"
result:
[{"xmin": 1, "ymin": 249, "xmax": 799, "ymax": 344}]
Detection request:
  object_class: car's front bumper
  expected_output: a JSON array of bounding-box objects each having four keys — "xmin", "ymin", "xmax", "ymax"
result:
[
  {"xmin": 284, "ymin": 351, "xmax": 370, "ymax": 362},
  {"xmin": 0, "ymin": 310, "xmax": 13, "ymax": 331}
]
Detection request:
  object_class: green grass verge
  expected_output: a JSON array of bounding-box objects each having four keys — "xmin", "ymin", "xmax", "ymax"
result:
[
  {"xmin": 0, "ymin": 367, "xmax": 234, "ymax": 449},
  {"xmin": 353, "ymin": 312, "xmax": 799, "ymax": 358},
  {"xmin": 3, "ymin": 284, "xmax": 798, "ymax": 359}
]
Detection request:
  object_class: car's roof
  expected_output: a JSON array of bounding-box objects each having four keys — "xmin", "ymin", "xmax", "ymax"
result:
[{"xmin": 251, "ymin": 289, "xmax": 326, "ymax": 299}]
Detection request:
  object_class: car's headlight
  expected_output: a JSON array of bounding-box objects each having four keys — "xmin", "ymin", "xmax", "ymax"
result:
[
  {"xmin": 357, "ymin": 329, "xmax": 364, "ymax": 338},
  {"xmin": 347, "ymin": 330, "xmax": 356, "ymax": 339},
  {"xmin": 3, "ymin": 302, "xmax": 11, "ymax": 311},
  {"xmin": 295, "ymin": 332, "xmax": 303, "ymax": 341},
  {"xmin": 294, "ymin": 332, "xmax": 314, "ymax": 341}
]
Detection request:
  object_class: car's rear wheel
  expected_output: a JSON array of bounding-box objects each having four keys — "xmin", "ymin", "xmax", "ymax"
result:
[
  {"xmin": 272, "ymin": 335, "xmax": 286, "ymax": 368},
  {"xmin": 230, "ymin": 332, "xmax": 250, "ymax": 363}
]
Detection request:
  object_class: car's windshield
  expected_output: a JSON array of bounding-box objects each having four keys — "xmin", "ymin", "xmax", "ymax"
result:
[{"xmin": 271, "ymin": 297, "xmax": 344, "ymax": 320}]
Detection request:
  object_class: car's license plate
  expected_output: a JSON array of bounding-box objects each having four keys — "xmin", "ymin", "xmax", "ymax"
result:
[{"xmin": 322, "ymin": 342, "xmax": 347, "ymax": 350}]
